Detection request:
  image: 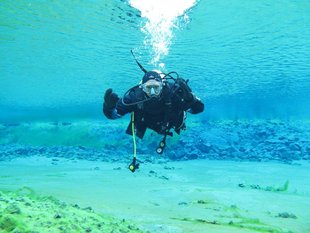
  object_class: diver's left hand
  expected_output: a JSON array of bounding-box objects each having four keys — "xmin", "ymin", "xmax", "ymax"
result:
[{"xmin": 177, "ymin": 78, "xmax": 193, "ymax": 103}]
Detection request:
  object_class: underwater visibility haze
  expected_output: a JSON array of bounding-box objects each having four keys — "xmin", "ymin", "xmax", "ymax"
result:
[
  {"xmin": 1, "ymin": 0, "xmax": 310, "ymax": 121},
  {"xmin": 0, "ymin": 0, "xmax": 310, "ymax": 232}
]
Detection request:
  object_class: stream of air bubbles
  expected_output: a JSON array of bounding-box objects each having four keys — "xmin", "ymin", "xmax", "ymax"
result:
[{"xmin": 129, "ymin": 0, "xmax": 197, "ymax": 69}]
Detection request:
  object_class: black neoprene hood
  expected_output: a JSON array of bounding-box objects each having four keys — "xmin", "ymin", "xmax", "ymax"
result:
[{"xmin": 142, "ymin": 71, "xmax": 162, "ymax": 84}]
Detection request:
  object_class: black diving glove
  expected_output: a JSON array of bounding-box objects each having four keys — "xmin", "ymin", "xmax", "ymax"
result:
[
  {"xmin": 176, "ymin": 78, "xmax": 194, "ymax": 103},
  {"xmin": 103, "ymin": 88, "xmax": 119, "ymax": 110}
]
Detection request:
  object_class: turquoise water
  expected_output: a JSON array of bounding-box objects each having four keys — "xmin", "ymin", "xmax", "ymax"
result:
[
  {"xmin": 1, "ymin": 0, "xmax": 310, "ymax": 122},
  {"xmin": 1, "ymin": 2, "xmax": 310, "ymax": 232}
]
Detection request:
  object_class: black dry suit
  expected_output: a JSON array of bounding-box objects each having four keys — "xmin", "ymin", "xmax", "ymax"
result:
[{"xmin": 103, "ymin": 78, "xmax": 204, "ymax": 139}]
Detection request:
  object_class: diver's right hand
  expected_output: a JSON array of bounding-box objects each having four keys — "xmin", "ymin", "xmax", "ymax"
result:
[{"xmin": 104, "ymin": 88, "xmax": 119, "ymax": 110}]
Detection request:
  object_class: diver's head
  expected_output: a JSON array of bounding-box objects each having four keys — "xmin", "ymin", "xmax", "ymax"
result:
[{"xmin": 141, "ymin": 71, "xmax": 163, "ymax": 98}]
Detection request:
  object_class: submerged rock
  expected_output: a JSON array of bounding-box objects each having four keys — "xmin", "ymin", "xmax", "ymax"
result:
[
  {"xmin": 54, "ymin": 213, "xmax": 62, "ymax": 219},
  {"xmin": 0, "ymin": 120, "xmax": 309, "ymax": 163},
  {"xmin": 277, "ymin": 212, "xmax": 297, "ymax": 219},
  {"xmin": 5, "ymin": 204, "xmax": 21, "ymax": 214}
]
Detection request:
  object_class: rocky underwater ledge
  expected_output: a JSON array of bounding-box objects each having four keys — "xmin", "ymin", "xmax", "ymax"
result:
[
  {"xmin": 0, "ymin": 187, "xmax": 144, "ymax": 233},
  {"xmin": 0, "ymin": 119, "xmax": 309, "ymax": 164}
]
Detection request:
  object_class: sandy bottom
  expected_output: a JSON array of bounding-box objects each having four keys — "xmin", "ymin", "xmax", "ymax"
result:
[{"xmin": 0, "ymin": 156, "xmax": 309, "ymax": 233}]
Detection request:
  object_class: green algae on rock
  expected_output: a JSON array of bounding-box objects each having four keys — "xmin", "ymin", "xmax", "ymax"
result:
[
  {"xmin": 238, "ymin": 180, "xmax": 290, "ymax": 193},
  {"xmin": 0, "ymin": 188, "xmax": 146, "ymax": 233}
]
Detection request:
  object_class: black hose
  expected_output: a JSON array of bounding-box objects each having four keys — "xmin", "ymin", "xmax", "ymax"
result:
[{"xmin": 131, "ymin": 50, "xmax": 148, "ymax": 74}]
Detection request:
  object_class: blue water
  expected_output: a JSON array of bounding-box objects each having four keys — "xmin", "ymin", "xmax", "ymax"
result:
[
  {"xmin": 1, "ymin": 2, "xmax": 310, "ymax": 232},
  {"xmin": 1, "ymin": 0, "xmax": 310, "ymax": 122}
]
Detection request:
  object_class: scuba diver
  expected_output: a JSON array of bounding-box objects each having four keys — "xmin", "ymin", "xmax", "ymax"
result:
[{"xmin": 103, "ymin": 51, "xmax": 204, "ymax": 172}]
